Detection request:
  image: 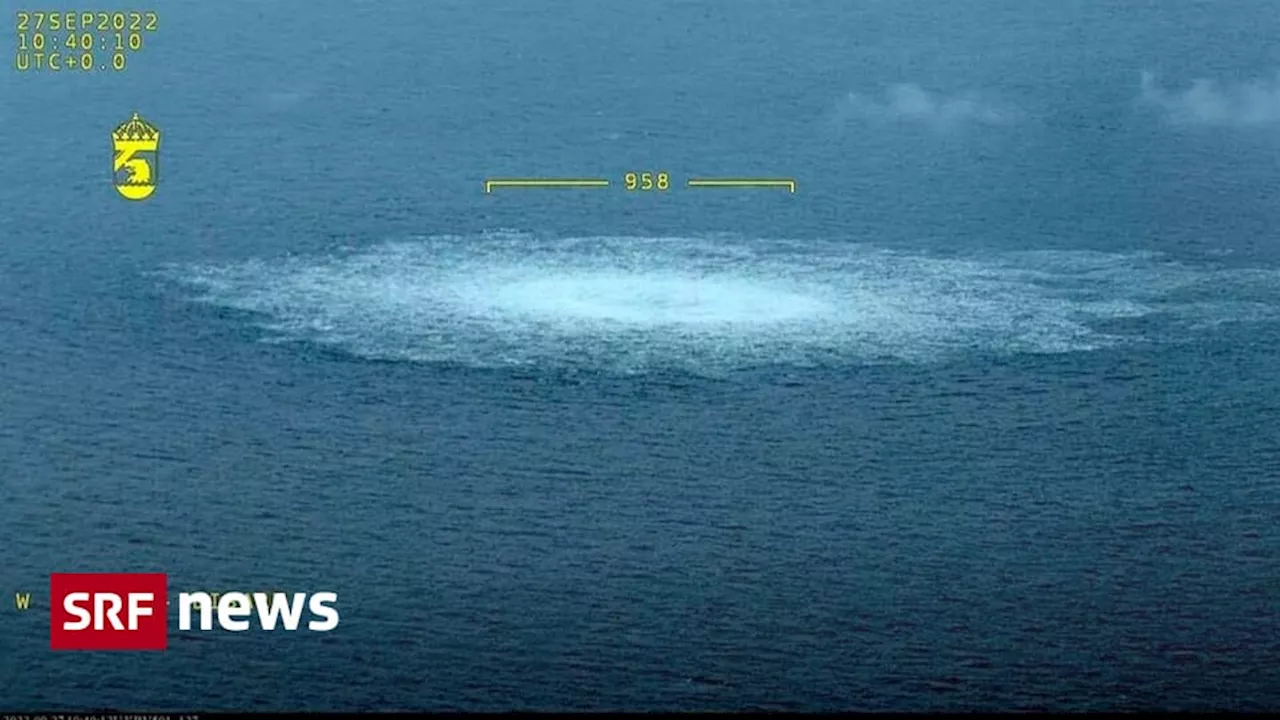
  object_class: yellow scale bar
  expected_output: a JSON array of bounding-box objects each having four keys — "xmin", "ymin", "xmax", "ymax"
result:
[
  {"xmin": 686, "ymin": 178, "xmax": 796, "ymax": 193},
  {"xmin": 485, "ymin": 179, "xmax": 610, "ymax": 193}
]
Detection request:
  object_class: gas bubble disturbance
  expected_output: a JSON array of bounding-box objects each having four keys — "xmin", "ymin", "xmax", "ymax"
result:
[{"xmin": 160, "ymin": 231, "xmax": 1280, "ymax": 375}]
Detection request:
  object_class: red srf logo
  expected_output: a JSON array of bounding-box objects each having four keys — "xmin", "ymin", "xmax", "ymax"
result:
[{"xmin": 50, "ymin": 573, "xmax": 168, "ymax": 651}]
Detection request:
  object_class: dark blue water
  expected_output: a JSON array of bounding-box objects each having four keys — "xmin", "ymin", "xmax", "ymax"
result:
[{"xmin": 3, "ymin": 0, "xmax": 1280, "ymax": 711}]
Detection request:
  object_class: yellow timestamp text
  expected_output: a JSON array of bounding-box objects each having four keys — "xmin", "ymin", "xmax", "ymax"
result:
[{"xmin": 14, "ymin": 10, "xmax": 157, "ymax": 73}]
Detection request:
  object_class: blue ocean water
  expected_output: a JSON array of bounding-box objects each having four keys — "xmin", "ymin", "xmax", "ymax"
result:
[{"xmin": 2, "ymin": 0, "xmax": 1279, "ymax": 710}]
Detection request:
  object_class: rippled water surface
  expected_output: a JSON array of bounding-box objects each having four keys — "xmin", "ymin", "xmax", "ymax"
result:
[{"xmin": 2, "ymin": 0, "xmax": 1279, "ymax": 711}]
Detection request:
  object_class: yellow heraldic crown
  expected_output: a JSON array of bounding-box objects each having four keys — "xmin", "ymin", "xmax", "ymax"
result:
[
  {"xmin": 113, "ymin": 112, "xmax": 160, "ymax": 142},
  {"xmin": 112, "ymin": 112, "xmax": 160, "ymax": 200}
]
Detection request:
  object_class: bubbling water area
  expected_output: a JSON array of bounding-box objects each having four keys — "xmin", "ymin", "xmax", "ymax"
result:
[{"xmin": 163, "ymin": 231, "xmax": 1279, "ymax": 374}]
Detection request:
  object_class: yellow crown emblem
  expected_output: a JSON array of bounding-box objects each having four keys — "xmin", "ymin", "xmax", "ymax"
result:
[
  {"xmin": 112, "ymin": 112, "xmax": 159, "ymax": 201},
  {"xmin": 112, "ymin": 112, "xmax": 160, "ymax": 142}
]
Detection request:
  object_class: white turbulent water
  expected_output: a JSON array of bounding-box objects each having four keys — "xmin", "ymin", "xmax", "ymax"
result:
[{"xmin": 164, "ymin": 232, "xmax": 1280, "ymax": 373}]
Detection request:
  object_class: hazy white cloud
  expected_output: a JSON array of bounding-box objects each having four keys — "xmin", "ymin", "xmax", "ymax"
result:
[
  {"xmin": 836, "ymin": 83, "xmax": 1015, "ymax": 128},
  {"xmin": 1140, "ymin": 70, "xmax": 1280, "ymax": 127}
]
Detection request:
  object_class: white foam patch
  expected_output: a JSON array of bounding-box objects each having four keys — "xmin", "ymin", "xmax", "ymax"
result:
[
  {"xmin": 463, "ymin": 271, "xmax": 830, "ymax": 326},
  {"xmin": 836, "ymin": 84, "xmax": 1017, "ymax": 128},
  {"xmin": 1140, "ymin": 70, "xmax": 1280, "ymax": 127},
  {"xmin": 160, "ymin": 233, "xmax": 1280, "ymax": 374}
]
